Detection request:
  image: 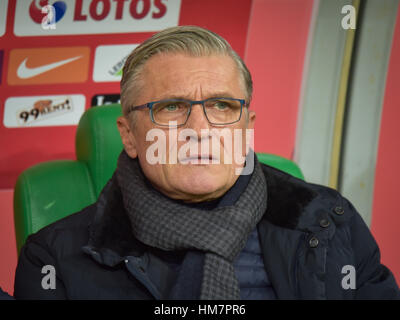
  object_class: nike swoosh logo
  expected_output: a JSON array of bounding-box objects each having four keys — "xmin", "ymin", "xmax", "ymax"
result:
[{"xmin": 17, "ymin": 56, "xmax": 82, "ymax": 79}]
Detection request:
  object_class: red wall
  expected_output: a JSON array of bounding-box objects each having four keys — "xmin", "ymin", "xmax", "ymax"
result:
[
  {"xmin": 371, "ymin": 4, "xmax": 400, "ymax": 285},
  {"xmin": 245, "ymin": 0, "xmax": 313, "ymax": 158},
  {"xmin": 0, "ymin": 190, "xmax": 17, "ymax": 295}
]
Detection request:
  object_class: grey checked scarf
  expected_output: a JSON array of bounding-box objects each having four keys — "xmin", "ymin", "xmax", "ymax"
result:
[{"xmin": 115, "ymin": 150, "xmax": 267, "ymax": 299}]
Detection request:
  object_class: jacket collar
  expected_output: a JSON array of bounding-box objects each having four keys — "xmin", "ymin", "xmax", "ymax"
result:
[{"xmin": 261, "ymin": 164, "xmax": 317, "ymax": 229}]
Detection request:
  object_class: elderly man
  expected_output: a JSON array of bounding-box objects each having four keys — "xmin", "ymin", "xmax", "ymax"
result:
[{"xmin": 14, "ymin": 26, "xmax": 399, "ymax": 300}]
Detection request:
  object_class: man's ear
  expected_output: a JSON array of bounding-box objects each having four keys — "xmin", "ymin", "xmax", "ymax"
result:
[
  {"xmin": 247, "ymin": 109, "xmax": 256, "ymax": 129},
  {"xmin": 117, "ymin": 116, "xmax": 138, "ymax": 158}
]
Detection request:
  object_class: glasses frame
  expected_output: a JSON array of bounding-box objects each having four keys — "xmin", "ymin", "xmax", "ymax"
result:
[{"xmin": 127, "ymin": 97, "xmax": 247, "ymax": 127}]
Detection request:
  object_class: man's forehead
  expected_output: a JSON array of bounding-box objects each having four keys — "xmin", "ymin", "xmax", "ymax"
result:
[
  {"xmin": 153, "ymin": 91, "xmax": 239, "ymax": 101},
  {"xmin": 143, "ymin": 52, "xmax": 238, "ymax": 75},
  {"xmin": 139, "ymin": 53, "xmax": 244, "ymax": 100}
]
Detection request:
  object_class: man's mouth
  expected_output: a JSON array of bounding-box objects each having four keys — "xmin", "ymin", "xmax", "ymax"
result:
[{"xmin": 178, "ymin": 154, "xmax": 219, "ymax": 164}]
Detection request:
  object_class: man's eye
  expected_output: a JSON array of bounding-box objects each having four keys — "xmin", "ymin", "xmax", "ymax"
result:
[
  {"xmin": 213, "ymin": 101, "xmax": 230, "ymax": 110},
  {"xmin": 163, "ymin": 104, "xmax": 179, "ymax": 111}
]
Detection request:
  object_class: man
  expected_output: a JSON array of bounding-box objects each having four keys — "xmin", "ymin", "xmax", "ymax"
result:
[{"xmin": 14, "ymin": 26, "xmax": 399, "ymax": 300}]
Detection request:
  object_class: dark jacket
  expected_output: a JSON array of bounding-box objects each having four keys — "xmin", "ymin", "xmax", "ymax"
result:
[
  {"xmin": 14, "ymin": 164, "xmax": 400, "ymax": 299},
  {"xmin": 0, "ymin": 287, "xmax": 14, "ymax": 300}
]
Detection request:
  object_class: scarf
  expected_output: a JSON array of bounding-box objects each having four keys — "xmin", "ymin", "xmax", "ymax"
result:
[{"xmin": 115, "ymin": 150, "xmax": 267, "ymax": 299}]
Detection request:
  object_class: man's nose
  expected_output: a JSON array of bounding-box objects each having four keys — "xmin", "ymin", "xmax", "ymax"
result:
[{"xmin": 185, "ymin": 103, "xmax": 210, "ymax": 132}]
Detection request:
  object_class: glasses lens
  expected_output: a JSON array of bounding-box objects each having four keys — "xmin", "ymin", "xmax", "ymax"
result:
[
  {"xmin": 204, "ymin": 98, "xmax": 242, "ymax": 124},
  {"xmin": 152, "ymin": 100, "xmax": 190, "ymax": 126}
]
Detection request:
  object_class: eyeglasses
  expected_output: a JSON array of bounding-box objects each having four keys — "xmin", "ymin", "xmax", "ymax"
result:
[{"xmin": 127, "ymin": 97, "xmax": 247, "ymax": 127}]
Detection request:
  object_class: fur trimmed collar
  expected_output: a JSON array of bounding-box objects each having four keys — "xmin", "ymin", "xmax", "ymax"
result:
[{"xmin": 260, "ymin": 164, "xmax": 317, "ymax": 229}]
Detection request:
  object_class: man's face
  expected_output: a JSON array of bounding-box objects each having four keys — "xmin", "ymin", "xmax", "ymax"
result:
[{"xmin": 118, "ymin": 53, "xmax": 255, "ymax": 202}]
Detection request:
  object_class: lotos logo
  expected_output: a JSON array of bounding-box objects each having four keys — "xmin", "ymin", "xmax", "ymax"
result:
[
  {"xmin": 29, "ymin": 0, "xmax": 67, "ymax": 23},
  {"xmin": 7, "ymin": 46, "xmax": 90, "ymax": 85},
  {"xmin": 72, "ymin": 0, "xmax": 167, "ymax": 21},
  {"xmin": 15, "ymin": 0, "xmax": 181, "ymax": 36}
]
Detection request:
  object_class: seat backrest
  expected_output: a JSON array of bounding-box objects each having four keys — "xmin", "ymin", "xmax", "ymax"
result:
[
  {"xmin": 14, "ymin": 104, "xmax": 123, "ymax": 252},
  {"xmin": 14, "ymin": 104, "xmax": 304, "ymax": 252},
  {"xmin": 75, "ymin": 104, "xmax": 123, "ymax": 196},
  {"xmin": 256, "ymin": 153, "xmax": 304, "ymax": 180}
]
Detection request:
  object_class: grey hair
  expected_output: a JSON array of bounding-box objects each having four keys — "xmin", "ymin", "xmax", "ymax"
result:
[{"xmin": 120, "ymin": 25, "xmax": 253, "ymax": 120}]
